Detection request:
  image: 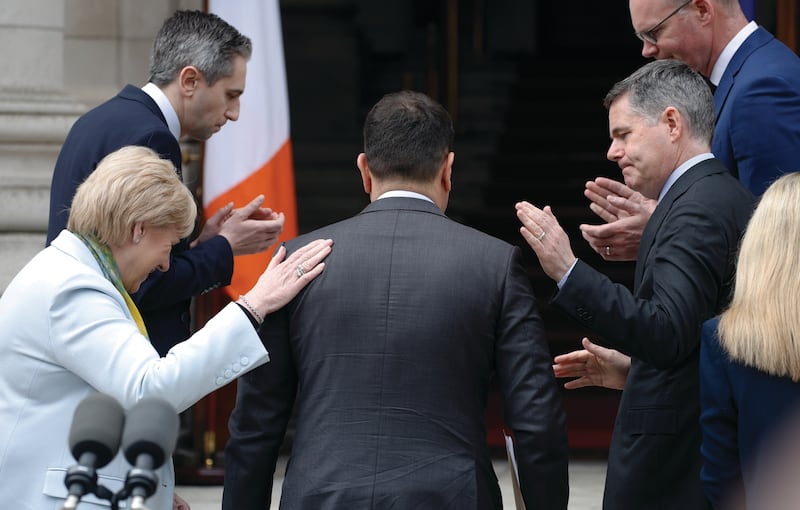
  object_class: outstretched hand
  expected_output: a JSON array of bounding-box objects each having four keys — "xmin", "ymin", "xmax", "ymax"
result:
[
  {"xmin": 515, "ymin": 201, "xmax": 576, "ymax": 282},
  {"xmin": 579, "ymin": 177, "xmax": 656, "ymax": 261},
  {"xmin": 240, "ymin": 238, "xmax": 333, "ymax": 319},
  {"xmin": 553, "ymin": 337, "xmax": 631, "ymax": 390}
]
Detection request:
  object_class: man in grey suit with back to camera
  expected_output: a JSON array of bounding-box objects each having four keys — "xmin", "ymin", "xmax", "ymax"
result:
[
  {"xmin": 223, "ymin": 90, "xmax": 569, "ymax": 509},
  {"xmin": 517, "ymin": 60, "xmax": 754, "ymax": 509}
]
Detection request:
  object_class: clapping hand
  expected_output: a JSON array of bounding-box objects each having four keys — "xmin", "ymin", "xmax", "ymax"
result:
[{"xmin": 579, "ymin": 177, "xmax": 656, "ymax": 261}]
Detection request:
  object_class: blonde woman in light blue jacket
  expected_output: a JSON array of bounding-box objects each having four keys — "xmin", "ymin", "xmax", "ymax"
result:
[{"xmin": 0, "ymin": 146, "xmax": 331, "ymax": 509}]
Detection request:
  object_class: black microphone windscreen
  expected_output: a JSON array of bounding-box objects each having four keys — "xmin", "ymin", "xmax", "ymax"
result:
[
  {"xmin": 68, "ymin": 393, "xmax": 125, "ymax": 468},
  {"xmin": 121, "ymin": 397, "xmax": 179, "ymax": 469}
]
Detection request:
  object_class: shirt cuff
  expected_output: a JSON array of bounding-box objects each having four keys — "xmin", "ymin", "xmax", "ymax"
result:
[{"xmin": 557, "ymin": 259, "xmax": 579, "ymax": 289}]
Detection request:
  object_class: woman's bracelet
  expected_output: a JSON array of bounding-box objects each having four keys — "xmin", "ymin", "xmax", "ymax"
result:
[{"xmin": 237, "ymin": 295, "xmax": 264, "ymax": 325}]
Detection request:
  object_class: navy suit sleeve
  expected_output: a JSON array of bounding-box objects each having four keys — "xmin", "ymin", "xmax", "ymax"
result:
[
  {"xmin": 699, "ymin": 318, "xmax": 743, "ymax": 508},
  {"xmin": 728, "ymin": 74, "xmax": 800, "ymax": 195},
  {"xmin": 495, "ymin": 248, "xmax": 569, "ymax": 510},
  {"xmin": 223, "ymin": 305, "xmax": 297, "ymax": 510},
  {"xmin": 132, "ymin": 235, "xmax": 233, "ymax": 310},
  {"xmin": 114, "ymin": 130, "xmax": 234, "ymax": 310},
  {"xmin": 127, "ymin": 130, "xmax": 237, "ymax": 308}
]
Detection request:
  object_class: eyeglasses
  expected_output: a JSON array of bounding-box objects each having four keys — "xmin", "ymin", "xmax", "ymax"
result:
[{"xmin": 634, "ymin": 0, "xmax": 692, "ymax": 45}]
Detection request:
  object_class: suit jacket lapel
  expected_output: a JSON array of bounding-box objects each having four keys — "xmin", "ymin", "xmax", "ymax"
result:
[
  {"xmin": 715, "ymin": 27, "xmax": 773, "ymax": 118},
  {"xmin": 634, "ymin": 159, "xmax": 723, "ymax": 286}
]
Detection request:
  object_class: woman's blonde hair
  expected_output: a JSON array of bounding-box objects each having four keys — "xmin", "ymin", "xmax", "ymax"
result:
[
  {"xmin": 67, "ymin": 145, "xmax": 196, "ymax": 246},
  {"xmin": 719, "ymin": 172, "xmax": 800, "ymax": 381}
]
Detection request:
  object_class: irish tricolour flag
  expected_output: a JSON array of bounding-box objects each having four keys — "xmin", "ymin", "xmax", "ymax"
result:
[{"xmin": 205, "ymin": 0, "xmax": 298, "ymax": 299}]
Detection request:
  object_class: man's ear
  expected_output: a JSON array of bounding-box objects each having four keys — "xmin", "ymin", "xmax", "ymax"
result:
[
  {"xmin": 662, "ymin": 106, "xmax": 682, "ymax": 141},
  {"xmin": 694, "ymin": 0, "xmax": 713, "ymax": 25},
  {"xmin": 357, "ymin": 153, "xmax": 372, "ymax": 193},
  {"xmin": 178, "ymin": 66, "xmax": 201, "ymax": 97},
  {"xmin": 441, "ymin": 152, "xmax": 454, "ymax": 193}
]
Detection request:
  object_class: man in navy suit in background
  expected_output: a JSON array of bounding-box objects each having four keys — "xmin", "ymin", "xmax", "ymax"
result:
[{"xmin": 48, "ymin": 10, "xmax": 285, "ymax": 355}]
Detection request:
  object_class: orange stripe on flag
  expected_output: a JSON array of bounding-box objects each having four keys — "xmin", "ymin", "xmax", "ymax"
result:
[{"xmin": 206, "ymin": 140, "xmax": 298, "ymax": 299}]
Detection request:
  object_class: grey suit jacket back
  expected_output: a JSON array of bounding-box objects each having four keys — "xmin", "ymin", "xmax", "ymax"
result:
[{"xmin": 224, "ymin": 197, "xmax": 569, "ymax": 510}]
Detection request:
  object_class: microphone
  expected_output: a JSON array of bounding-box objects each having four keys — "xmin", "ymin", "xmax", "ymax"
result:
[
  {"xmin": 119, "ymin": 398, "xmax": 179, "ymax": 510},
  {"xmin": 61, "ymin": 393, "xmax": 125, "ymax": 510}
]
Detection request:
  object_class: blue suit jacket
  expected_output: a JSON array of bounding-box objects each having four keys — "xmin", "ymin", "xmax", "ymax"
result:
[
  {"xmin": 47, "ymin": 85, "xmax": 234, "ymax": 354},
  {"xmin": 700, "ymin": 318, "xmax": 800, "ymax": 509},
  {"xmin": 713, "ymin": 27, "xmax": 800, "ymax": 196}
]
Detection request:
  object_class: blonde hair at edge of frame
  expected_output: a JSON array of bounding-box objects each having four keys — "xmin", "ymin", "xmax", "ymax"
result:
[
  {"xmin": 67, "ymin": 145, "xmax": 197, "ymax": 247},
  {"xmin": 718, "ymin": 172, "xmax": 800, "ymax": 382}
]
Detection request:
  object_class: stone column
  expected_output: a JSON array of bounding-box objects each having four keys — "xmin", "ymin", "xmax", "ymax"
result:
[{"xmin": 0, "ymin": 1, "xmax": 85, "ymax": 292}]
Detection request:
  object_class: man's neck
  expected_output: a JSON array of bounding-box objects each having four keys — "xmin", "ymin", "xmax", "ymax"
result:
[
  {"xmin": 706, "ymin": 10, "xmax": 749, "ymax": 76},
  {"xmin": 141, "ymin": 83, "xmax": 181, "ymax": 141},
  {"xmin": 370, "ymin": 182, "xmax": 445, "ymax": 211}
]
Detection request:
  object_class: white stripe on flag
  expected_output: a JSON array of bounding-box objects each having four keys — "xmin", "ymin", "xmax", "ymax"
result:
[{"xmin": 204, "ymin": 0, "xmax": 290, "ymax": 207}]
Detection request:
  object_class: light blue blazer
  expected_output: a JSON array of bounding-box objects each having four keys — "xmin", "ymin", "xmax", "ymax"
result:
[{"xmin": 0, "ymin": 231, "xmax": 268, "ymax": 509}]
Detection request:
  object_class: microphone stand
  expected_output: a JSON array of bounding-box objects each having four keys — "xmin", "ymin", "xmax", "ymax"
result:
[
  {"xmin": 59, "ymin": 455, "xmax": 115, "ymax": 510},
  {"xmin": 111, "ymin": 457, "xmax": 159, "ymax": 510}
]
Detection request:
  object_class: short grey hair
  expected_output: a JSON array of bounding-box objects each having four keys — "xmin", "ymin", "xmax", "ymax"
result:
[
  {"xmin": 149, "ymin": 10, "xmax": 252, "ymax": 87},
  {"xmin": 604, "ymin": 59, "xmax": 715, "ymax": 145}
]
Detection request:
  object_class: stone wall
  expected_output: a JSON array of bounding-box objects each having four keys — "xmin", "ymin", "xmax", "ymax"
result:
[{"xmin": 0, "ymin": 0, "xmax": 200, "ymax": 293}]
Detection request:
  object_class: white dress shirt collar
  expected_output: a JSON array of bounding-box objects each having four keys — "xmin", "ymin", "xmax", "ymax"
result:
[
  {"xmin": 709, "ymin": 21, "xmax": 758, "ymax": 86},
  {"xmin": 658, "ymin": 153, "xmax": 715, "ymax": 203},
  {"xmin": 376, "ymin": 190, "xmax": 435, "ymax": 203},
  {"xmin": 142, "ymin": 82, "xmax": 181, "ymax": 141}
]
